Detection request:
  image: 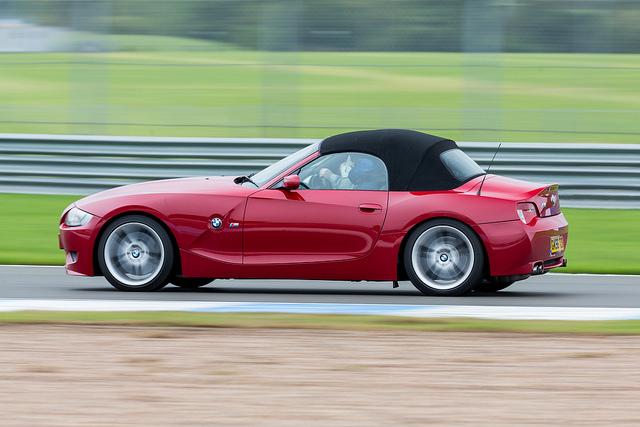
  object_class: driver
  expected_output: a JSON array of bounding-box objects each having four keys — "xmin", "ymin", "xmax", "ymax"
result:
[{"xmin": 319, "ymin": 159, "xmax": 378, "ymax": 190}]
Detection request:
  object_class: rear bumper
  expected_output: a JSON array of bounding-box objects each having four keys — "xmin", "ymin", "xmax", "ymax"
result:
[{"xmin": 477, "ymin": 213, "xmax": 568, "ymax": 277}]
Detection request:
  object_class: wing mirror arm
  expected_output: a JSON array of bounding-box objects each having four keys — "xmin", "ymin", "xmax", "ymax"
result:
[{"xmin": 283, "ymin": 175, "xmax": 300, "ymax": 190}]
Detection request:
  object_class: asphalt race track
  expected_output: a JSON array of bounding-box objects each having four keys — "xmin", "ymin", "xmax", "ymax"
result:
[{"xmin": 1, "ymin": 265, "xmax": 639, "ymax": 309}]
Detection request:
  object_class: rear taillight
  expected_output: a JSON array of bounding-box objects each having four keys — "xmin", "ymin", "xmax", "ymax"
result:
[
  {"xmin": 538, "ymin": 185, "xmax": 561, "ymax": 217},
  {"xmin": 517, "ymin": 202, "xmax": 538, "ymax": 224}
]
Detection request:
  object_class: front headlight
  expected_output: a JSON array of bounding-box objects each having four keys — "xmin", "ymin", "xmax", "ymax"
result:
[{"xmin": 64, "ymin": 207, "xmax": 94, "ymax": 227}]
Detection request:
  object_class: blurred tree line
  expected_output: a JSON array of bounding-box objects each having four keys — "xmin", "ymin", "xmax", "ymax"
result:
[{"xmin": 6, "ymin": 0, "xmax": 640, "ymax": 53}]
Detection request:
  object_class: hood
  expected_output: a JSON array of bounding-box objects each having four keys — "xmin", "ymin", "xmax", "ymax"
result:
[{"xmin": 74, "ymin": 175, "xmax": 250, "ymax": 217}]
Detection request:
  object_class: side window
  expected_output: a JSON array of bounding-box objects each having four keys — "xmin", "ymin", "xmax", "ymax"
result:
[{"xmin": 297, "ymin": 152, "xmax": 388, "ymax": 191}]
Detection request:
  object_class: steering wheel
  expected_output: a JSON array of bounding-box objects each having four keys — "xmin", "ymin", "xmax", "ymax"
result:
[{"xmin": 308, "ymin": 173, "xmax": 332, "ymax": 190}]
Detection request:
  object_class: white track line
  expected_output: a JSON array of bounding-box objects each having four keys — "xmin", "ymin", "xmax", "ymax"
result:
[{"xmin": 1, "ymin": 299, "xmax": 640, "ymax": 320}]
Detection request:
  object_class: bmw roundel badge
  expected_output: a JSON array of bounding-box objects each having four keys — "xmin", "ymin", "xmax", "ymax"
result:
[{"xmin": 211, "ymin": 218, "xmax": 223, "ymax": 229}]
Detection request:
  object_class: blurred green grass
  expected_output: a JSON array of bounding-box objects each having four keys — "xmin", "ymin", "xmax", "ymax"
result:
[
  {"xmin": 1, "ymin": 46, "xmax": 638, "ymax": 141},
  {"xmin": 0, "ymin": 193, "xmax": 638, "ymax": 274},
  {"xmin": 561, "ymin": 208, "xmax": 640, "ymax": 275},
  {"xmin": 1, "ymin": 311, "xmax": 640, "ymax": 334},
  {"xmin": 0, "ymin": 194, "xmax": 78, "ymax": 265}
]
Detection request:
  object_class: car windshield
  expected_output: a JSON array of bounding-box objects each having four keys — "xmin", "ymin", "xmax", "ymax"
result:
[
  {"xmin": 440, "ymin": 148, "xmax": 485, "ymax": 182},
  {"xmin": 243, "ymin": 142, "xmax": 320, "ymax": 188}
]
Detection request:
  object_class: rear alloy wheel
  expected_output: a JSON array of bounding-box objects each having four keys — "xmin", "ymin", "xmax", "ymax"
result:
[
  {"xmin": 98, "ymin": 215, "xmax": 174, "ymax": 291},
  {"xmin": 404, "ymin": 220, "xmax": 484, "ymax": 296}
]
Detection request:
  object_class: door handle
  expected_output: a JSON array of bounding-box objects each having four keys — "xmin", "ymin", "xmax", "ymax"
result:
[{"xmin": 359, "ymin": 203, "xmax": 382, "ymax": 214}]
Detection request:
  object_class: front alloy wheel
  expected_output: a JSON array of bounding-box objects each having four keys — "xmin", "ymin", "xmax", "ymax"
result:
[
  {"xmin": 98, "ymin": 215, "xmax": 174, "ymax": 291},
  {"xmin": 404, "ymin": 220, "xmax": 484, "ymax": 296}
]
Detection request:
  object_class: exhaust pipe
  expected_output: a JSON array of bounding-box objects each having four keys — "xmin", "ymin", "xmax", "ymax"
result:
[
  {"xmin": 532, "ymin": 263, "xmax": 544, "ymax": 275},
  {"xmin": 532, "ymin": 258, "xmax": 567, "ymax": 275}
]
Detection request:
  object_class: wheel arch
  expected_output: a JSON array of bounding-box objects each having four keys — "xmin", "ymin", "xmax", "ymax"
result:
[
  {"xmin": 395, "ymin": 216, "xmax": 490, "ymax": 282},
  {"xmin": 92, "ymin": 211, "xmax": 182, "ymax": 277}
]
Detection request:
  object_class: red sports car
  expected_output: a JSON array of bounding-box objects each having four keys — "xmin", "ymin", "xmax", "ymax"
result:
[{"xmin": 59, "ymin": 129, "xmax": 568, "ymax": 296}]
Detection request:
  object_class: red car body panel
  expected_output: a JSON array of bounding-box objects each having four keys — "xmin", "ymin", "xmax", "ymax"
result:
[
  {"xmin": 243, "ymin": 188, "xmax": 388, "ymax": 264},
  {"xmin": 59, "ymin": 131, "xmax": 568, "ymax": 288},
  {"xmin": 178, "ymin": 233, "xmax": 402, "ymax": 281}
]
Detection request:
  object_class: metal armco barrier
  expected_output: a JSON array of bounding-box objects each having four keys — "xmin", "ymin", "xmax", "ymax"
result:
[{"xmin": 1, "ymin": 133, "xmax": 639, "ymax": 209}]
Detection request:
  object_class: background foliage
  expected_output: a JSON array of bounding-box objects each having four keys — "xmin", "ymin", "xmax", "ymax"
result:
[
  {"xmin": 1, "ymin": 0, "xmax": 638, "ymax": 140},
  {"xmin": 7, "ymin": 0, "xmax": 640, "ymax": 53}
]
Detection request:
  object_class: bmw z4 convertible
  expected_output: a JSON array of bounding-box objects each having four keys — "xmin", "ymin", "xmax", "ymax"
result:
[{"xmin": 59, "ymin": 129, "xmax": 568, "ymax": 296}]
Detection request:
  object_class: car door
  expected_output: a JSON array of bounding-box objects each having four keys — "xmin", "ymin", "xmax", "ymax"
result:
[{"xmin": 242, "ymin": 152, "xmax": 389, "ymax": 264}]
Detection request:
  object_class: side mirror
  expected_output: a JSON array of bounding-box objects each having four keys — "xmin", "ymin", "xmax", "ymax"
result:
[{"xmin": 283, "ymin": 175, "xmax": 300, "ymax": 190}]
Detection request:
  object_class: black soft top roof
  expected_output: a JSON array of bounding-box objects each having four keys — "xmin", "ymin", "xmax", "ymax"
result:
[{"xmin": 319, "ymin": 129, "xmax": 465, "ymax": 191}]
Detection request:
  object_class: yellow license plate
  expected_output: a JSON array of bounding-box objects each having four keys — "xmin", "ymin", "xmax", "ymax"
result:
[{"xmin": 550, "ymin": 235, "xmax": 565, "ymax": 255}]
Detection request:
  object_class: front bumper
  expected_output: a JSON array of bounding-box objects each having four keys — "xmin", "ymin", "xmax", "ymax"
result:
[{"xmin": 59, "ymin": 216, "xmax": 105, "ymax": 277}]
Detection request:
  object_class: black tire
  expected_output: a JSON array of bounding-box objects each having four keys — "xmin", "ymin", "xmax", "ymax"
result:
[
  {"xmin": 170, "ymin": 276, "xmax": 214, "ymax": 289},
  {"xmin": 404, "ymin": 219, "xmax": 485, "ymax": 296},
  {"xmin": 97, "ymin": 215, "xmax": 174, "ymax": 292}
]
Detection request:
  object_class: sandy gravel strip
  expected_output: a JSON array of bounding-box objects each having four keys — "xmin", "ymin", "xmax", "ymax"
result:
[{"xmin": 1, "ymin": 325, "xmax": 640, "ymax": 426}]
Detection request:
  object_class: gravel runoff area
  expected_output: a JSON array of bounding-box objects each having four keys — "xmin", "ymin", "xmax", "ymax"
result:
[{"xmin": 1, "ymin": 325, "xmax": 640, "ymax": 426}]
